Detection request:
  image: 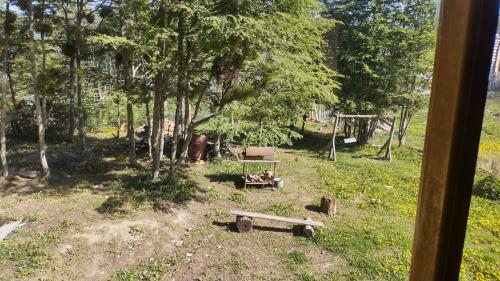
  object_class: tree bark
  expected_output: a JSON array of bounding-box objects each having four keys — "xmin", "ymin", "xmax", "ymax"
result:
[
  {"xmin": 116, "ymin": 97, "xmax": 121, "ymax": 139},
  {"xmin": 0, "ymin": 73, "xmax": 8, "ymax": 178},
  {"xmin": 68, "ymin": 56, "xmax": 76, "ymax": 141},
  {"xmin": 1, "ymin": 3, "xmax": 10, "ymax": 177},
  {"xmin": 123, "ymin": 52, "xmax": 137, "ymax": 166},
  {"xmin": 168, "ymin": 13, "xmax": 186, "ymax": 181},
  {"xmin": 398, "ymin": 105, "xmax": 413, "ymax": 147},
  {"xmin": 151, "ymin": 75, "xmax": 165, "ymax": 180},
  {"xmin": 28, "ymin": 1, "xmax": 50, "ymax": 178},
  {"xmin": 127, "ymin": 101, "xmax": 136, "ymax": 165},
  {"xmin": 214, "ymin": 133, "xmax": 222, "ymax": 158},
  {"xmin": 3, "ymin": 2, "xmax": 21, "ymax": 137},
  {"xmin": 145, "ymin": 99, "xmax": 152, "ymax": 159},
  {"xmin": 40, "ymin": 0, "xmax": 48, "ymax": 129},
  {"xmin": 76, "ymin": 0, "xmax": 87, "ymax": 155}
]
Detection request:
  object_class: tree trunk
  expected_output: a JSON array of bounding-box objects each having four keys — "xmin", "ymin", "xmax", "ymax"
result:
[
  {"xmin": 28, "ymin": 1, "xmax": 50, "ymax": 178},
  {"xmin": 160, "ymin": 99, "xmax": 166, "ymax": 159},
  {"xmin": 356, "ymin": 119, "xmax": 370, "ymax": 145},
  {"xmin": 68, "ymin": 56, "xmax": 76, "ymax": 141},
  {"xmin": 214, "ymin": 133, "xmax": 221, "ymax": 158},
  {"xmin": 3, "ymin": 1, "xmax": 21, "ymax": 137},
  {"xmin": 151, "ymin": 76, "xmax": 165, "ymax": 180},
  {"xmin": 1, "ymin": 3, "xmax": 10, "ymax": 177},
  {"xmin": 145, "ymin": 100, "xmax": 152, "ymax": 159},
  {"xmin": 168, "ymin": 13, "xmax": 186, "ymax": 181},
  {"xmin": 123, "ymin": 53, "xmax": 137, "ymax": 166},
  {"xmin": 76, "ymin": 0, "xmax": 87, "ymax": 155},
  {"xmin": 40, "ymin": 0, "xmax": 48, "ymax": 129},
  {"xmin": 6, "ymin": 65, "xmax": 21, "ymax": 136},
  {"xmin": 398, "ymin": 105, "xmax": 412, "ymax": 147},
  {"xmin": 127, "ymin": 101, "xmax": 137, "ymax": 165},
  {"xmin": 0, "ymin": 73, "xmax": 8, "ymax": 177},
  {"xmin": 116, "ymin": 98, "xmax": 121, "ymax": 139}
]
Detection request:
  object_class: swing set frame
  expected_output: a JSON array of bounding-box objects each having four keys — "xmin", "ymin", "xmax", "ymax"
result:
[{"xmin": 328, "ymin": 114, "xmax": 397, "ymax": 161}]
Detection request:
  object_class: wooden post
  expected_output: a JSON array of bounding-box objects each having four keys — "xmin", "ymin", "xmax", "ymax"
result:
[
  {"xmin": 329, "ymin": 115, "xmax": 339, "ymax": 161},
  {"xmin": 243, "ymin": 163, "xmax": 248, "ymax": 189},
  {"xmin": 410, "ymin": 0, "xmax": 498, "ymax": 280},
  {"xmin": 320, "ymin": 196, "xmax": 337, "ymax": 215},
  {"xmin": 385, "ymin": 117, "xmax": 396, "ymax": 160}
]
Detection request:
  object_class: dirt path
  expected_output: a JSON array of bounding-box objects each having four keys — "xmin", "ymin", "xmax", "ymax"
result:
[{"xmin": 0, "ymin": 134, "xmax": 345, "ymax": 280}]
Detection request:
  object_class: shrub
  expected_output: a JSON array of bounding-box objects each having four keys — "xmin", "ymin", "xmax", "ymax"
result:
[{"xmin": 473, "ymin": 175, "xmax": 500, "ymax": 201}]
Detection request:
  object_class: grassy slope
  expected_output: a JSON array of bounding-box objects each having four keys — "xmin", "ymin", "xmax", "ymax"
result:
[
  {"xmin": 196, "ymin": 98, "xmax": 499, "ymax": 280},
  {"xmin": 0, "ymin": 98, "xmax": 498, "ymax": 280}
]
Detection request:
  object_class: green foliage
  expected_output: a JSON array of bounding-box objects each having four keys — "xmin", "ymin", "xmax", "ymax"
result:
[
  {"xmin": 97, "ymin": 174, "xmax": 195, "ymax": 216},
  {"xmin": 323, "ymin": 0, "xmax": 436, "ymax": 114},
  {"xmin": 284, "ymin": 250, "xmax": 310, "ymax": 265},
  {"xmin": 260, "ymin": 202, "xmax": 299, "ymax": 217},
  {"xmin": 229, "ymin": 191, "xmax": 247, "ymax": 203},
  {"xmin": 473, "ymin": 175, "xmax": 500, "ymax": 201},
  {"xmin": 109, "ymin": 258, "xmax": 170, "ymax": 281},
  {"xmin": 0, "ymin": 223, "xmax": 72, "ymax": 277}
]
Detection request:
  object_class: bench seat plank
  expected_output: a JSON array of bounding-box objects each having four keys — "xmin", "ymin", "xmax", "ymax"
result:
[{"xmin": 230, "ymin": 210, "xmax": 324, "ymax": 227}]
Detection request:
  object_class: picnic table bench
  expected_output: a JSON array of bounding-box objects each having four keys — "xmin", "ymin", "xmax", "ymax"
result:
[{"xmin": 230, "ymin": 210, "xmax": 324, "ymax": 237}]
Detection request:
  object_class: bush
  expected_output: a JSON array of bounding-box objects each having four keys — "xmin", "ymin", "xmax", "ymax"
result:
[{"xmin": 473, "ymin": 175, "xmax": 500, "ymax": 201}]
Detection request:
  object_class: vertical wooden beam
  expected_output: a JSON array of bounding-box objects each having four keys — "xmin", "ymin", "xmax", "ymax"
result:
[
  {"xmin": 385, "ymin": 117, "xmax": 396, "ymax": 160},
  {"xmin": 329, "ymin": 115, "xmax": 339, "ymax": 161},
  {"xmin": 410, "ymin": 0, "xmax": 498, "ymax": 280}
]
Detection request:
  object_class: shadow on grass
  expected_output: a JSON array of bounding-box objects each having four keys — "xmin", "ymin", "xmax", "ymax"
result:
[
  {"xmin": 212, "ymin": 220, "xmax": 303, "ymax": 235},
  {"xmin": 1, "ymin": 136, "xmax": 206, "ymax": 215},
  {"xmin": 305, "ymin": 204, "xmax": 321, "ymax": 213},
  {"xmin": 205, "ymin": 172, "xmax": 243, "ymax": 189}
]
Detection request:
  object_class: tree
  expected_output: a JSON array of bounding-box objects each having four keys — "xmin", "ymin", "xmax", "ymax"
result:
[
  {"xmin": 25, "ymin": 0, "xmax": 50, "ymax": 178},
  {"xmin": 0, "ymin": 71, "xmax": 7, "ymax": 178},
  {"xmin": 322, "ymin": 0, "xmax": 436, "ymax": 145}
]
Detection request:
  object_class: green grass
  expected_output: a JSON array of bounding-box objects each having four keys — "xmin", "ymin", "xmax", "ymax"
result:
[
  {"xmin": 260, "ymin": 202, "xmax": 300, "ymax": 217},
  {"xmin": 0, "ymin": 223, "xmax": 72, "ymax": 277},
  {"xmin": 109, "ymin": 257, "xmax": 172, "ymax": 281},
  {"xmin": 198, "ymin": 97, "xmax": 500, "ymax": 280}
]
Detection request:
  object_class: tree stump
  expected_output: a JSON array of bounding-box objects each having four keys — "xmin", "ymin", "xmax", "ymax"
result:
[
  {"xmin": 236, "ymin": 216, "xmax": 252, "ymax": 232},
  {"xmin": 302, "ymin": 217, "xmax": 315, "ymax": 238},
  {"xmin": 321, "ymin": 196, "xmax": 337, "ymax": 215}
]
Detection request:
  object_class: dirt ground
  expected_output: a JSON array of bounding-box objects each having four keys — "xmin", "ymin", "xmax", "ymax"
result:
[{"xmin": 0, "ymin": 135, "xmax": 345, "ymax": 281}]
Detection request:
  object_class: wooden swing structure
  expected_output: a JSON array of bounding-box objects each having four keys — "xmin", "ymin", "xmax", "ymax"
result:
[{"xmin": 328, "ymin": 114, "xmax": 396, "ymax": 161}]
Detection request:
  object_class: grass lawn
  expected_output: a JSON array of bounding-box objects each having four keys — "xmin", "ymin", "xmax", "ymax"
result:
[{"xmin": 0, "ymin": 98, "xmax": 498, "ymax": 280}]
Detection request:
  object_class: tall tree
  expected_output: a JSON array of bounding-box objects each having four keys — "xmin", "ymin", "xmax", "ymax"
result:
[
  {"xmin": 26, "ymin": 0, "xmax": 50, "ymax": 178},
  {"xmin": 0, "ymin": 71, "xmax": 7, "ymax": 178},
  {"xmin": 323, "ymin": 0, "xmax": 436, "ymax": 145}
]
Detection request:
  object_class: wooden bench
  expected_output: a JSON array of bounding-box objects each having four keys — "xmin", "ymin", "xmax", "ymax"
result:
[{"xmin": 230, "ymin": 210, "xmax": 324, "ymax": 238}]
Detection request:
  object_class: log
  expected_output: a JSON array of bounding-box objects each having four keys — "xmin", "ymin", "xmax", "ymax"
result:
[
  {"xmin": 321, "ymin": 196, "xmax": 337, "ymax": 215},
  {"xmin": 236, "ymin": 216, "xmax": 252, "ymax": 232},
  {"xmin": 302, "ymin": 217, "xmax": 315, "ymax": 238}
]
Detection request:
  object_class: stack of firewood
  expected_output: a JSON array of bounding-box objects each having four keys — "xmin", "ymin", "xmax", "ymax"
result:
[{"xmin": 246, "ymin": 170, "xmax": 274, "ymax": 183}]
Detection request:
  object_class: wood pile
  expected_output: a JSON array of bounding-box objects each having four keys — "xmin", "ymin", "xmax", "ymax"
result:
[{"xmin": 245, "ymin": 169, "xmax": 274, "ymax": 183}]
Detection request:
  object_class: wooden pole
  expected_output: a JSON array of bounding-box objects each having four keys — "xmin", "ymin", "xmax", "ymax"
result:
[
  {"xmin": 385, "ymin": 117, "xmax": 396, "ymax": 160},
  {"xmin": 410, "ymin": 0, "xmax": 498, "ymax": 279},
  {"xmin": 329, "ymin": 115, "xmax": 339, "ymax": 161}
]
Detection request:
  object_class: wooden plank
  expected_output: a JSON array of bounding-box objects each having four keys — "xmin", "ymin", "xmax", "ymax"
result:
[
  {"xmin": 238, "ymin": 160, "xmax": 281, "ymax": 163},
  {"xmin": 409, "ymin": 0, "xmax": 498, "ymax": 280},
  {"xmin": 244, "ymin": 181, "xmax": 272, "ymax": 185},
  {"xmin": 230, "ymin": 210, "xmax": 324, "ymax": 227},
  {"xmin": 343, "ymin": 137, "xmax": 356, "ymax": 144},
  {"xmin": 329, "ymin": 115, "xmax": 339, "ymax": 160},
  {"xmin": 337, "ymin": 114, "xmax": 379, "ymax": 118},
  {"xmin": 0, "ymin": 220, "xmax": 24, "ymax": 242},
  {"xmin": 385, "ymin": 117, "xmax": 396, "ymax": 160}
]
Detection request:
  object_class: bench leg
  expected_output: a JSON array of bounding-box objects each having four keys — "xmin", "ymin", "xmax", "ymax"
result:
[
  {"xmin": 236, "ymin": 216, "xmax": 252, "ymax": 232},
  {"xmin": 302, "ymin": 217, "xmax": 315, "ymax": 238},
  {"xmin": 302, "ymin": 225, "xmax": 315, "ymax": 238}
]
